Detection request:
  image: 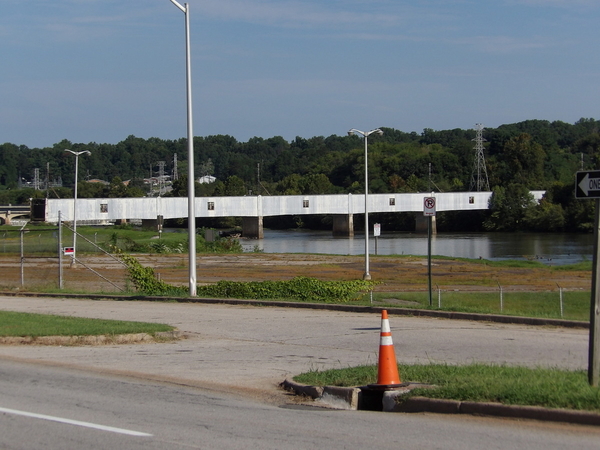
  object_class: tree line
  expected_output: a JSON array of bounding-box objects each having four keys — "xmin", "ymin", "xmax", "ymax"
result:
[{"xmin": 1, "ymin": 118, "xmax": 599, "ymax": 232}]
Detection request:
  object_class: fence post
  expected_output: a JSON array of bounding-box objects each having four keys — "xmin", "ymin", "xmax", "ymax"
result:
[
  {"xmin": 498, "ymin": 282, "xmax": 503, "ymax": 312},
  {"xmin": 557, "ymin": 283, "xmax": 563, "ymax": 318},
  {"xmin": 20, "ymin": 227, "xmax": 24, "ymax": 287},
  {"xmin": 58, "ymin": 211, "xmax": 63, "ymax": 289}
]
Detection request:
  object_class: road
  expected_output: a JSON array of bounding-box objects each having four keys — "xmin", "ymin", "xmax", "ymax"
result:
[
  {"xmin": 0, "ymin": 295, "xmax": 596, "ymax": 448},
  {"xmin": 2, "ymin": 359, "xmax": 600, "ymax": 450}
]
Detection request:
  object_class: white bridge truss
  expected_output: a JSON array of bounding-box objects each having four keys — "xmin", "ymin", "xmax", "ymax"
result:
[{"xmin": 45, "ymin": 191, "xmax": 545, "ymax": 224}]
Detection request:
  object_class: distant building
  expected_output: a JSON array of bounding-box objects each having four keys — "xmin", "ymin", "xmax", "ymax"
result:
[
  {"xmin": 198, "ymin": 175, "xmax": 216, "ymax": 184},
  {"xmin": 87, "ymin": 179, "xmax": 110, "ymax": 186}
]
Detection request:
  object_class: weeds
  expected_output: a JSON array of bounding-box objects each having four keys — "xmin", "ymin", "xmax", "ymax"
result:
[{"xmin": 294, "ymin": 363, "xmax": 600, "ymax": 412}]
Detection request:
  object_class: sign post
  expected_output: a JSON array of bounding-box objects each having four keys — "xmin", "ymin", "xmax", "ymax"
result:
[
  {"xmin": 374, "ymin": 223, "xmax": 381, "ymax": 255},
  {"xmin": 424, "ymin": 197, "xmax": 436, "ymax": 307},
  {"xmin": 576, "ymin": 171, "xmax": 600, "ymax": 386},
  {"xmin": 591, "ymin": 199, "xmax": 600, "ymax": 386}
]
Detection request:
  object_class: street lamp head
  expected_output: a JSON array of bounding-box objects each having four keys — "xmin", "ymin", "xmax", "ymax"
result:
[
  {"xmin": 169, "ymin": 0, "xmax": 186, "ymax": 13},
  {"xmin": 64, "ymin": 149, "xmax": 91, "ymax": 157},
  {"xmin": 347, "ymin": 130, "xmax": 354, "ymax": 137},
  {"xmin": 375, "ymin": 129, "xmax": 384, "ymax": 136}
]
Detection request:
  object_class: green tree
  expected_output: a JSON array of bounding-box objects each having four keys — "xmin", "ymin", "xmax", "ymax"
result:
[
  {"xmin": 523, "ymin": 198, "xmax": 565, "ymax": 231},
  {"xmin": 483, "ymin": 184, "xmax": 535, "ymax": 231},
  {"xmin": 498, "ymin": 134, "xmax": 546, "ymax": 188},
  {"xmin": 107, "ymin": 177, "xmax": 129, "ymax": 198},
  {"xmin": 215, "ymin": 175, "xmax": 246, "ymax": 196}
]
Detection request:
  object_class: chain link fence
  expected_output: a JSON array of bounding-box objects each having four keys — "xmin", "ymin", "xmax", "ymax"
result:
[{"xmin": 0, "ymin": 224, "xmax": 129, "ymax": 292}]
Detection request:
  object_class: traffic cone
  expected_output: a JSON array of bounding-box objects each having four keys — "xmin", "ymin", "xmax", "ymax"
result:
[{"xmin": 371, "ymin": 310, "xmax": 403, "ymax": 388}]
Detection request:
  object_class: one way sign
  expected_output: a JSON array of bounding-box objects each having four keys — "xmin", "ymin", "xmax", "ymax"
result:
[{"xmin": 576, "ymin": 171, "xmax": 600, "ymax": 199}]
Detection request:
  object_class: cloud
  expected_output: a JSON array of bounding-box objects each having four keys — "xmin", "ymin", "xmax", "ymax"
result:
[
  {"xmin": 196, "ymin": 0, "xmax": 411, "ymax": 29},
  {"xmin": 456, "ymin": 35, "xmax": 547, "ymax": 54},
  {"xmin": 508, "ymin": 0, "xmax": 598, "ymax": 6}
]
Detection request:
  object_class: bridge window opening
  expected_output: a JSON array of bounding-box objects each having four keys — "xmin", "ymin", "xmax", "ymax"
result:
[
  {"xmin": 389, "ymin": 198, "xmax": 395, "ymax": 206},
  {"xmin": 469, "ymin": 196, "xmax": 474, "ymax": 204},
  {"xmin": 207, "ymin": 202, "xmax": 215, "ymax": 211},
  {"xmin": 303, "ymin": 200, "xmax": 309, "ymax": 208},
  {"xmin": 100, "ymin": 204, "xmax": 108, "ymax": 213}
]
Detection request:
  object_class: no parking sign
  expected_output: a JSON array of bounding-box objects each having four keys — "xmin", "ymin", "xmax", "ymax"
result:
[{"xmin": 423, "ymin": 197, "xmax": 436, "ymax": 216}]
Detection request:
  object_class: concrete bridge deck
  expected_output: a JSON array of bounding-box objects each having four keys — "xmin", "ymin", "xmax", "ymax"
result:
[{"xmin": 0, "ymin": 205, "xmax": 31, "ymax": 225}]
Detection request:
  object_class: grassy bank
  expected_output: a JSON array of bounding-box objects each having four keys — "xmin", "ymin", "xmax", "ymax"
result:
[
  {"xmin": 294, "ymin": 363, "xmax": 600, "ymax": 412},
  {"xmin": 0, "ymin": 223, "xmax": 243, "ymax": 255},
  {"xmin": 0, "ymin": 310, "xmax": 174, "ymax": 337},
  {"xmin": 372, "ymin": 290, "xmax": 590, "ymax": 321}
]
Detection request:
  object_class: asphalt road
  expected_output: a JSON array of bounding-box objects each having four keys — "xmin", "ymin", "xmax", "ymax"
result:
[
  {"xmin": 3, "ymin": 359, "xmax": 600, "ymax": 450},
  {"xmin": 0, "ymin": 296, "xmax": 588, "ymax": 392},
  {"xmin": 0, "ymin": 295, "xmax": 596, "ymax": 449}
]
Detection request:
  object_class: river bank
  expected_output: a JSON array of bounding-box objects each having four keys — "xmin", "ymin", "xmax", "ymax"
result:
[{"xmin": 0, "ymin": 253, "xmax": 591, "ymax": 294}]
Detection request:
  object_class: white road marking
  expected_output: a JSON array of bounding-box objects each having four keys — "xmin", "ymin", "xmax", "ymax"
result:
[{"xmin": 0, "ymin": 406, "xmax": 152, "ymax": 437}]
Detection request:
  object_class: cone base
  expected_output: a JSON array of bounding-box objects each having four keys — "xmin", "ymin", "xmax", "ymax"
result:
[{"xmin": 366, "ymin": 382, "xmax": 409, "ymax": 390}]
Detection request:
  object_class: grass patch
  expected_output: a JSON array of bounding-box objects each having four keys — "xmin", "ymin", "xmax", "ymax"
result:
[
  {"xmin": 294, "ymin": 363, "xmax": 600, "ymax": 412},
  {"xmin": 373, "ymin": 290, "xmax": 590, "ymax": 321},
  {"xmin": 0, "ymin": 311, "xmax": 174, "ymax": 337},
  {"xmin": 1, "ymin": 224, "xmax": 244, "ymax": 255}
]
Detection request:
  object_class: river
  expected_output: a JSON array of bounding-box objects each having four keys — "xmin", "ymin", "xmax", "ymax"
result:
[{"xmin": 239, "ymin": 229, "xmax": 594, "ymax": 266}]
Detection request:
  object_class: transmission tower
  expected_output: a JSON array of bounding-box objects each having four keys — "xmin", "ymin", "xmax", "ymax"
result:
[
  {"xmin": 157, "ymin": 161, "xmax": 166, "ymax": 194},
  {"xmin": 173, "ymin": 153, "xmax": 179, "ymax": 181},
  {"xmin": 33, "ymin": 168, "xmax": 40, "ymax": 190},
  {"xmin": 469, "ymin": 123, "xmax": 490, "ymax": 191}
]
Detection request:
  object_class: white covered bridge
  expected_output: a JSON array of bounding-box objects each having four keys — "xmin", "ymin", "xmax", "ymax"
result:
[{"xmin": 40, "ymin": 191, "xmax": 545, "ymax": 238}]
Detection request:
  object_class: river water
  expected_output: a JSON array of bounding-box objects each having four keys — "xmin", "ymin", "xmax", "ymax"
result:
[{"xmin": 239, "ymin": 230, "xmax": 595, "ymax": 266}]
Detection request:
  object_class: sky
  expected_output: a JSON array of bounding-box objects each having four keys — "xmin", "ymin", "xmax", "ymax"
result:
[{"xmin": 1, "ymin": 0, "xmax": 599, "ymax": 148}]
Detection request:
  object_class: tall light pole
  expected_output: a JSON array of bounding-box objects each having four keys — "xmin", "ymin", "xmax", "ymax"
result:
[
  {"xmin": 169, "ymin": 0, "xmax": 197, "ymax": 296},
  {"xmin": 347, "ymin": 128, "xmax": 383, "ymax": 280},
  {"xmin": 64, "ymin": 149, "xmax": 91, "ymax": 266}
]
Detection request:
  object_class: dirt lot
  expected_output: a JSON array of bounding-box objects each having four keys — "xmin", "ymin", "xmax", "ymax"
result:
[{"xmin": 0, "ymin": 253, "xmax": 592, "ymax": 294}]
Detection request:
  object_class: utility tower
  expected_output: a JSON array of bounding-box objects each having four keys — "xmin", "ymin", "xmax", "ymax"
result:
[
  {"xmin": 33, "ymin": 168, "xmax": 40, "ymax": 190},
  {"xmin": 173, "ymin": 153, "xmax": 179, "ymax": 181},
  {"xmin": 469, "ymin": 123, "xmax": 490, "ymax": 191},
  {"xmin": 157, "ymin": 161, "xmax": 166, "ymax": 194}
]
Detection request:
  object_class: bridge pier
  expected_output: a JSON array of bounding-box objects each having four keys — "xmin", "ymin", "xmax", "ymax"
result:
[
  {"xmin": 332, "ymin": 214, "xmax": 354, "ymax": 237},
  {"xmin": 242, "ymin": 216, "xmax": 264, "ymax": 239},
  {"xmin": 415, "ymin": 214, "xmax": 437, "ymax": 234}
]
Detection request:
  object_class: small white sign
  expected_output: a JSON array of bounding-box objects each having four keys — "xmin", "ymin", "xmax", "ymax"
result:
[
  {"xmin": 423, "ymin": 197, "xmax": 436, "ymax": 216},
  {"xmin": 63, "ymin": 247, "xmax": 74, "ymax": 255},
  {"xmin": 374, "ymin": 223, "xmax": 381, "ymax": 237}
]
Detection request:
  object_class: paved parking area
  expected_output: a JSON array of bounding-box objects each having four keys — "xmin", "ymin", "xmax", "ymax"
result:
[{"xmin": 0, "ymin": 296, "xmax": 589, "ymax": 393}]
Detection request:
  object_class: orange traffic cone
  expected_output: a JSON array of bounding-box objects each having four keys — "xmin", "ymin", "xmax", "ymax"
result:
[{"xmin": 371, "ymin": 310, "xmax": 403, "ymax": 388}]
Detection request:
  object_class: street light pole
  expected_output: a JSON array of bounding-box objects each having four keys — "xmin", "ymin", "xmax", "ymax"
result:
[
  {"xmin": 64, "ymin": 149, "xmax": 91, "ymax": 266},
  {"xmin": 347, "ymin": 128, "xmax": 383, "ymax": 280},
  {"xmin": 169, "ymin": 0, "xmax": 197, "ymax": 296}
]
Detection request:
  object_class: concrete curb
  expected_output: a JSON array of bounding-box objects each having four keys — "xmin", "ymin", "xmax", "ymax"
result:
[
  {"xmin": 0, "ymin": 291, "xmax": 588, "ymax": 329},
  {"xmin": 281, "ymin": 379, "xmax": 359, "ymax": 410},
  {"xmin": 281, "ymin": 379, "xmax": 600, "ymax": 426},
  {"xmin": 395, "ymin": 397, "xmax": 600, "ymax": 426},
  {"xmin": 0, "ymin": 330, "xmax": 184, "ymax": 346}
]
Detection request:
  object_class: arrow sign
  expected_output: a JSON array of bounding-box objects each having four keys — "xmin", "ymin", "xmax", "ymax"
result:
[{"xmin": 576, "ymin": 171, "xmax": 600, "ymax": 198}]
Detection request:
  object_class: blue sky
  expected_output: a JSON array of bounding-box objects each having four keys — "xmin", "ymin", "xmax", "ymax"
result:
[{"xmin": 1, "ymin": 0, "xmax": 599, "ymax": 148}]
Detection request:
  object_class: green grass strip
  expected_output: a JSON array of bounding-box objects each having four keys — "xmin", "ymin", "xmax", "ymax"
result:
[
  {"xmin": 0, "ymin": 311, "xmax": 174, "ymax": 337},
  {"xmin": 294, "ymin": 363, "xmax": 600, "ymax": 412}
]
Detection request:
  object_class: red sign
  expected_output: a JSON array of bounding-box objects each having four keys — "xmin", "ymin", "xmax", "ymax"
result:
[{"xmin": 423, "ymin": 197, "xmax": 436, "ymax": 216}]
